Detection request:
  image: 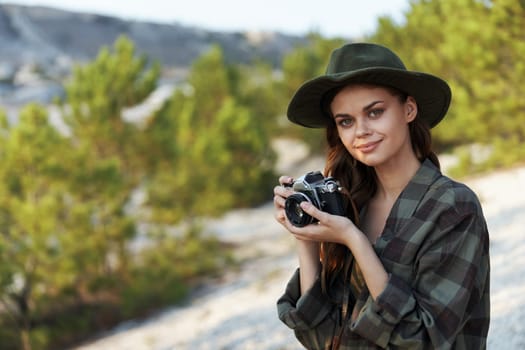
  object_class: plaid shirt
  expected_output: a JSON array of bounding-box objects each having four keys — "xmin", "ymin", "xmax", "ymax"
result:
[{"xmin": 277, "ymin": 159, "xmax": 490, "ymax": 349}]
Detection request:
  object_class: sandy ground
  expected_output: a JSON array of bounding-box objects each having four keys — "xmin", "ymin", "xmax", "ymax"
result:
[{"xmin": 75, "ymin": 146, "xmax": 525, "ymax": 349}]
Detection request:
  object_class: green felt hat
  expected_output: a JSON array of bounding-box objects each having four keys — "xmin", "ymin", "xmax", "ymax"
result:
[{"xmin": 287, "ymin": 43, "xmax": 451, "ymax": 128}]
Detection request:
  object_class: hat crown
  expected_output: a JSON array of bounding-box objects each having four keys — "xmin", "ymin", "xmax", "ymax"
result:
[{"xmin": 326, "ymin": 43, "xmax": 407, "ymax": 75}]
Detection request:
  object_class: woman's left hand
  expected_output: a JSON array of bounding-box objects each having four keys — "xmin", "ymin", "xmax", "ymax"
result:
[{"xmin": 283, "ymin": 201, "xmax": 358, "ymax": 247}]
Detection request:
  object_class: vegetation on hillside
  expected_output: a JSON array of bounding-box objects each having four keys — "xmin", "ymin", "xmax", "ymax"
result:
[{"xmin": 0, "ymin": 1, "xmax": 523, "ymax": 349}]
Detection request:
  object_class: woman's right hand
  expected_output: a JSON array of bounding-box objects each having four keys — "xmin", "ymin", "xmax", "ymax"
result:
[
  {"xmin": 274, "ymin": 176, "xmax": 321, "ymax": 294},
  {"xmin": 273, "ymin": 175, "xmax": 294, "ymax": 228}
]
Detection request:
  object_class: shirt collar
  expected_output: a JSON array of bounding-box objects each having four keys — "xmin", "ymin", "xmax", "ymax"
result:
[{"xmin": 385, "ymin": 158, "xmax": 442, "ymax": 232}]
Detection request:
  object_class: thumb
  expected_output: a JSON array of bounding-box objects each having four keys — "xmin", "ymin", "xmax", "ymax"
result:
[{"xmin": 300, "ymin": 201, "xmax": 323, "ymax": 221}]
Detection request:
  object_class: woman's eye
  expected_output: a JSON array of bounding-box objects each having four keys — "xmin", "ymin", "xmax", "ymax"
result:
[
  {"xmin": 338, "ymin": 118, "xmax": 354, "ymax": 127},
  {"xmin": 369, "ymin": 109, "xmax": 384, "ymax": 118}
]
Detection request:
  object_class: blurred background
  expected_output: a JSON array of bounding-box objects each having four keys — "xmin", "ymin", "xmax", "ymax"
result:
[{"xmin": 0, "ymin": 0, "xmax": 524, "ymax": 349}]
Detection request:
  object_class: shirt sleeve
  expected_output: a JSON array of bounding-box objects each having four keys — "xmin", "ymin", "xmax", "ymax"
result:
[
  {"xmin": 277, "ymin": 268, "xmax": 341, "ymax": 350},
  {"xmin": 350, "ymin": 193, "xmax": 490, "ymax": 349}
]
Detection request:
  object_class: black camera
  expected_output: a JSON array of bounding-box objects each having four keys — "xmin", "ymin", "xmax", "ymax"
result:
[{"xmin": 284, "ymin": 171, "xmax": 346, "ymax": 227}]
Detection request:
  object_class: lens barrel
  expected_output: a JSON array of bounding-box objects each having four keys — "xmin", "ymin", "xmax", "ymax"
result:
[{"xmin": 285, "ymin": 193, "xmax": 316, "ymax": 227}]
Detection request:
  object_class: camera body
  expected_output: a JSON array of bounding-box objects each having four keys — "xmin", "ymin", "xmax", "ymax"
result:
[{"xmin": 284, "ymin": 171, "xmax": 346, "ymax": 227}]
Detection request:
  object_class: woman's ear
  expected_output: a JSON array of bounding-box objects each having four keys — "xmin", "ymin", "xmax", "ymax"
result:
[{"xmin": 405, "ymin": 96, "xmax": 418, "ymax": 123}]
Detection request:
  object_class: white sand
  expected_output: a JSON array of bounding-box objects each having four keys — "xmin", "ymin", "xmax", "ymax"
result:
[{"xmin": 75, "ymin": 158, "xmax": 525, "ymax": 350}]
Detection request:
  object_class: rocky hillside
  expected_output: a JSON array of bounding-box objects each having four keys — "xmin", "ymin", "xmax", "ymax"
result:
[
  {"xmin": 0, "ymin": 3, "xmax": 308, "ymax": 108},
  {"xmin": 0, "ymin": 3, "xmax": 307, "ymax": 68}
]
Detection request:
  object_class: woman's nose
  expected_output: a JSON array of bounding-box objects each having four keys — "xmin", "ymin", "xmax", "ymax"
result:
[{"xmin": 355, "ymin": 119, "xmax": 371, "ymax": 137}]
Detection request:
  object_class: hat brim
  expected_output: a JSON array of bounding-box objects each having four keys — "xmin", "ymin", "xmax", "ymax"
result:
[{"xmin": 287, "ymin": 67, "xmax": 451, "ymax": 128}]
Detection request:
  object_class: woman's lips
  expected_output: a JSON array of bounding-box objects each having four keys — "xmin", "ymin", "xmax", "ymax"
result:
[{"xmin": 355, "ymin": 140, "xmax": 381, "ymax": 153}]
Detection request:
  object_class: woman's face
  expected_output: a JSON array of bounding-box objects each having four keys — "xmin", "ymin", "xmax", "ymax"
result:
[{"xmin": 330, "ymin": 84, "xmax": 418, "ymax": 168}]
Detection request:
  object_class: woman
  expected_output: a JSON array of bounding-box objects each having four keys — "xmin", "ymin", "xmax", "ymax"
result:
[{"xmin": 273, "ymin": 43, "xmax": 490, "ymax": 349}]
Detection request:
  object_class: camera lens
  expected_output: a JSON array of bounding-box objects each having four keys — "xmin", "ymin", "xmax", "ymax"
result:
[{"xmin": 285, "ymin": 193, "xmax": 315, "ymax": 227}]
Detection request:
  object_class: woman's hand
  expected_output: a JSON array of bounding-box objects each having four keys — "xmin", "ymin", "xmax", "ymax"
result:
[
  {"xmin": 287, "ymin": 201, "xmax": 357, "ymax": 247},
  {"xmin": 273, "ymin": 175, "xmax": 358, "ymax": 247},
  {"xmin": 274, "ymin": 176, "xmax": 321, "ymax": 294},
  {"xmin": 273, "ymin": 175, "xmax": 295, "ymax": 228}
]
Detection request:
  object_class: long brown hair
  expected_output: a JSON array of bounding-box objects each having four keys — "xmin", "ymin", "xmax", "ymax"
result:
[{"xmin": 319, "ymin": 85, "xmax": 440, "ymax": 293}]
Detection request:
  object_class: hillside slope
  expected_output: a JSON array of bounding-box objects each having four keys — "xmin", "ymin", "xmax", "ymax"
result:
[{"xmin": 0, "ymin": 3, "xmax": 307, "ymax": 68}]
